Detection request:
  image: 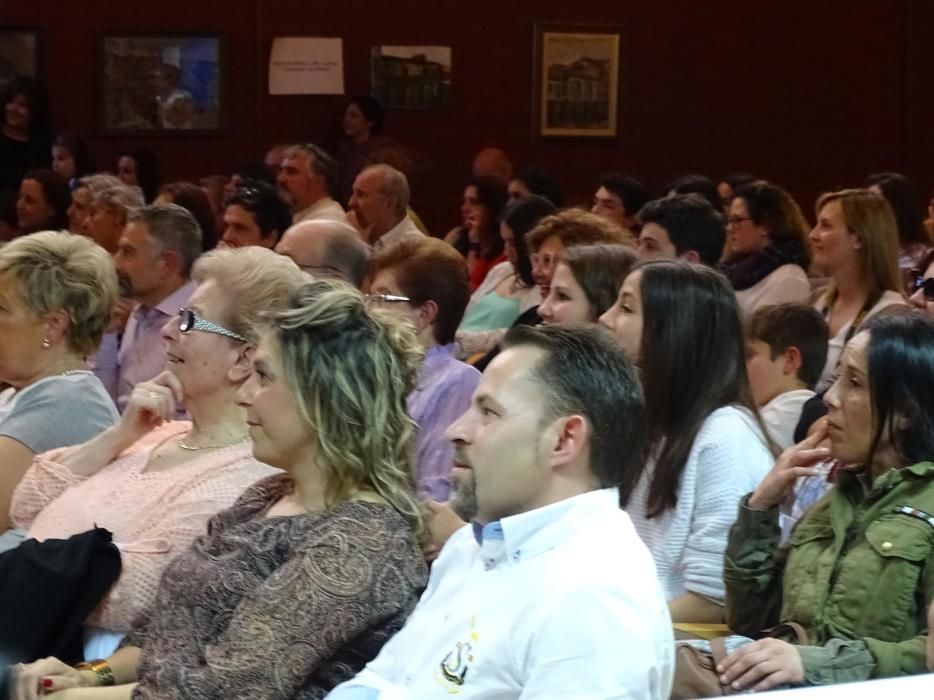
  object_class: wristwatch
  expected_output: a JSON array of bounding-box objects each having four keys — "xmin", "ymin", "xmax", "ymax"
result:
[{"xmin": 75, "ymin": 659, "xmax": 115, "ymax": 686}]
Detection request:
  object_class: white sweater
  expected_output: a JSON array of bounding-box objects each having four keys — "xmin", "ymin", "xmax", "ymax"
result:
[{"xmin": 626, "ymin": 406, "xmax": 773, "ymax": 603}]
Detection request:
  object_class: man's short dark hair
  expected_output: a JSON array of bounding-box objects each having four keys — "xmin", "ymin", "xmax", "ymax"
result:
[
  {"xmin": 664, "ymin": 174, "xmax": 723, "ymax": 212},
  {"xmin": 501, "ymin": 325, "xmax": 646, "ymax": 504},
  {"xmin": 225, "ymin": 179, "xmax": 292, "ymax": 242},
  {"xmin": 746, "ymin": 304, "xmax": 829, "ymax": 389},
  {"xmin": 638, "ymin": 194, "xmax": 726, "ymax": 267},
  {"xmin": 600, "ymin": 173, "xmax": 650, "ymax": 216}
]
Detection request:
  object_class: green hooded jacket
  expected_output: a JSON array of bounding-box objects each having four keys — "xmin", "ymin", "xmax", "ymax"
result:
[{"xmin": 723, "ymin": 461, "xmax": 934, "ymax": 684}]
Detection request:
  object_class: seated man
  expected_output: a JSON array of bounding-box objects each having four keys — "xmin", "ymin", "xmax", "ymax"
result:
[
  {"xmin": 591, "ymin": 172, "xmax": 650, "ymax": 238},
  {"xmin": 275, "ymin": 219, "xmax": 370, "ymax": 287},
  {"xmin": 277, "ymin": 143, "xmax": 346, "ymax": 224},
  {"xmin": 744, "ymin": 303, "xmax": 829, "ymax": 450},
  {"xmin": 220, "ymin": 179, "xmax": 291, "ymax": 249},
  {"xmin": 328, "ymin": 325, "xmax": 674, "ymax": 699},
  {"xmin": 636, "ymin": 193, "xmax": 726, "ymax": 266},
  {"xmin": 347, "ymin": 164, "xmax": 424, "ymax": 251}
]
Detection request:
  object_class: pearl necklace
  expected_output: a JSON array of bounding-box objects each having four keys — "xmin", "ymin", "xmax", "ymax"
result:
[{"xmin": 177, "ymin": 435, "xmax": 249, "ymax": 451}]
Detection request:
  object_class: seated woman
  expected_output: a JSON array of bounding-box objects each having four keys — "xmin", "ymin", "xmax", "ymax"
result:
[
  {"xmin": 719, "ymin": 313, "xmax": 934, "ymax": 690},
  {"xmin": 599, "ymin": 260, "xmax": 775, "ymax": 623},
  {"xmin": 16, "ymin": 169, "xmax": 70, "ymax": 234},
  {"xmin": 444, "ymin": 176, "xmax": 508, "ymax": 290},
  {"xmin": 721, "ymin": 180, "xmax": 811, "ymax": 317},
  {"xmin": 368, "ymin": 236, "xmax": 480, "ymax": 501},
  {"xmin": 8, "ymin": 247, "xmax": 301, "ymax": 653},
  {"xmin": 0, "ymin": 232, "xmax": 119, "ymax": 545},
  {"xmin": 538, "ymin": 242, "xmax": 638, "ymax": 325},
  {"xmin": 16, "ymin": 278, "xmax": 429, "ymax": 699}
]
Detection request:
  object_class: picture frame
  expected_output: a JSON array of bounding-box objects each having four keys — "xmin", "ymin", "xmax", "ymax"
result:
[
  {"xmin": 98, "ymin": 33, "xmax": 224, "ymax": 135},
  {"xmin": 0, "ymin": 29, "xmax": 40, "ymax": 94},
  {"xmin": 532, "ymin": 23, "xmax": 621, "ymax": 139},
  {"xmin": 371, "ymin": 46, "xmax": 452, "ymax": 109}
]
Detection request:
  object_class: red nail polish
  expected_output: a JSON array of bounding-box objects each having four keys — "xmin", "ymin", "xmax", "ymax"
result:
[{"xmin": 41, "ymin": 678, "xmax": 53, "ymax": 688}]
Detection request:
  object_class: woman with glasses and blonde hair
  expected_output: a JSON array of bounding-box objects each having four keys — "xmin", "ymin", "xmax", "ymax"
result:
[
  {"xmin": 6, "ymin": 247, "xmax": 303, "ymax": 658},
  {"xmin": 17, "ymin": 278, "xmax": 428, "ymax": 699},
  {"xmin": 809, "ymin": 189, "xmax": 907, "ymax": 391}
]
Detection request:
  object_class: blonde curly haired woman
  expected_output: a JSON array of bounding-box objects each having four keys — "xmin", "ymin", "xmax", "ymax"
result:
[{"xmin": 16, "ymin": 278, "xmax": 429, "ymax": 700}]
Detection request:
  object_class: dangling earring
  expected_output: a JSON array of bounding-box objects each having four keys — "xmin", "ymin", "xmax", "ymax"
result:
[{"xmin": 41, "ymin": 338, "xmax": 51, "ymax": 349}]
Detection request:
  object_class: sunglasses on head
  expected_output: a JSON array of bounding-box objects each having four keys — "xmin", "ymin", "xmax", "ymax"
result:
[{"xmin": 912, "ymin": 275, "xmax": 934, "ymax": 301}]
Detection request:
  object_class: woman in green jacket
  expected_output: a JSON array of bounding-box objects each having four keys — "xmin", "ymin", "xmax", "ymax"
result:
[{"xmin": 719, "ymin": 313, "xmax": 934, "ymax": 692}]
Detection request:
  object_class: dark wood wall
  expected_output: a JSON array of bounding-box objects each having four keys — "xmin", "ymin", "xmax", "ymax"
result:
[{"xmin": 4, "ymin": 0, "xmax": 931, "ymax": 235}]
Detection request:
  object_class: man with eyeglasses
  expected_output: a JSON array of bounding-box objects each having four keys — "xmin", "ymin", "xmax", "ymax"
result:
[
  {"xmin": 277, "ymin": 143, "xmax": 346, "ymax": 224},
  {"xmin": 275, "ymin": 219, "xmax": 371, "ymax": 288}
]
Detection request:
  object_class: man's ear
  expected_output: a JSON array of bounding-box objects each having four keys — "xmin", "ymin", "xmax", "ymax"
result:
[
  {"xmin": 419, "ymin": 299, "xmax": 439, "ymax": 332},
  {"xmin": 161, "ymin": 248, "xmax": 182, "ymax": 277},
  {"xmin": 547, "ymin": 414, "xmax": 590, "ymax": 472},
  {"xmin": 228, "ymin": 343, "xmax": 255, "ymax": 383},
  {"xmin": 782, "ymin": 346, "xmax": 803, "ymax": 377}
]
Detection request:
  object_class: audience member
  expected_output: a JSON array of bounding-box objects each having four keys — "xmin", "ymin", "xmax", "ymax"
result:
[
  {"xmin": 369, "ymin": 236, "xmax": 480, "ymax": 501},
  {"xmin": 507, "ymin": 166, "xmax": 565, "ymax": 207},
  {"xmin": 67, "ymin": 173, "xmax": 122, "ymax": 235},
  {"xmin": 337, "ymin": 95, "xmax": 387, "ymax": 204},
  {"xmin": 744, "ymin": 304, "xmax": 829, "ymax": 449},
  {"xmin": 155, "ymin": 181, "xmax": 218, "ymax": 251},
  {"xmin": 591, "ymin": 172, "xmax": 650, "ymax": 236},
  {"xmin": 51, "ymin": 132, "xmax": 95, "ymax": 190},
  {"xmin": 809, "ymin": 189, "xmax": 906, "ymax": 391},
  {"xmin": 717, "ymin": 172, "xmax": 757, "ymax": 213},
  {"xmin": 909, "ymin": 249, "xmax": 934, "ymax": 317},
  {"xmin": 444, "ymin": 176, "xmax": 509, "ymax": 289},
  {"xmin": 539, "ymin": 242, "xmax": 638, "ymax": 325},
  {"xmin": 263, "ymin": 143, "xmax": 289, "ymax": 177},
  {"xmin": 866, "ymin": 172, "xmax": 933, "ymax": 274},
  {"xmin": 722, "ymin": 181, "xmax": 812, "ymax": 316},
  {"xmin": 116, "ymin": 148, "xmax": 161, "ymax": 203},
  {"xmin": 600, "ymin": 260, "xmax": 774, "ymax": 621},
  {"xmin": 664, "ymin": 173, "xmax": 723, "ymax": 212},
  {"xmin": 15, "ymin": 277, "xmax": 430, "ymax": 698},
  {"xmin": 82, "ymin": 183, "xmax": 145, "ymax": 254},
  {"xmin": 9, "ymin": 247, "xmax": 301, "ymax": 658},
  {"xmin": 329, "ymin": 324, "xmax": 674, "ymax": 699},
  {"xmin": 0, "ymin": 77, "xmax": 52, "ymax": 196},
  {"xmin": 0, "ymin": 232, "xmax": 119, "ymax": 539},
  {"xmin": 720, "ymin": 314, "xmax": 934, "ymax": 689},
  {"xmin": 15, "ymin": 169, "xmax": 70, "ymax": 233},
  {"xmin": 198, "ymin": 173, "xmax": 229, "ymax": 237},
  {"xmin": 348, "ymin": 164, "xmax": 424, "ymax": 250},
  {"xmin": 471, "ymin": 146, "xmax": 513, "ymax": 184},
  {"xmin": 277, "ymin": 143, "xmax": 345, "ymax": 223},
  {"xmin": 637, "ymin": 193, "xmax": 727, "ymax": 266},
  {"xmin": 223, "ymin": 161, "xmax": 275, "ymax": 199},
  {"xmin": 275, "ymin": 219, "xmax": 370, "ymax": 287},
  {"xmin": 110, "ymin": 204, "xmax": 202, "ymax": 411},
  {"xmin": 220, "ymin": 179, "xmax": 291, "ymax": 249}
]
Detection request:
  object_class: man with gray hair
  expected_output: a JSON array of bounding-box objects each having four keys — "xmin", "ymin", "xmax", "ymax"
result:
[
  {"xmin": 277, "ymin": 143, "xmax": 345, "ymax": 224},
  {"xmin": 111, "ymin": 203, "xmax": 201, "ymax": 411},
  {"xmin": 348, "ymin": 164, "xmax": 424, "ymax": 251},
  {"xmin": 275, "ymin": 219, "xmax": 371, "ymax": 288}
]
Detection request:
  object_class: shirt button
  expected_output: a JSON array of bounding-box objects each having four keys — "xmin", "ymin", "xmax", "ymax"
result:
[
  {"xmin": 512, "ymin": 550, "xmax": 521, "ymax": 561},
  {"xmin": 881, "ymin": 541, "xmax": 893, "ymax": 552}
]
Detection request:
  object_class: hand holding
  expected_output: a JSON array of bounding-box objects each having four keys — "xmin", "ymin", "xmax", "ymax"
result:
[
  {"xmin": 717, "ymin": 638, "xmax": 804, "ymax": 692},
  {"xmin": 12, "ymin": 657, "xmax": 95, "ymax": 700},
  {"xmin": 117, "ymin": 371, "xmax": 185, "ymax": 446},
  {"xmin": 748, "ymin": 423, "xmax": 831, "ymax": 511}
]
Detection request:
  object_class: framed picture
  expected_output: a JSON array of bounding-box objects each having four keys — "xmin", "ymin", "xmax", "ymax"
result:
[
  {"xmin": 98, "ymin": 34, "xmax": 223, "ymax": 134},
  {"xmin": 0, "ymin": 29, "xmax": 40, "ymax": 93},
  {"xmin": 532, "ymin": 23, "xmax": 621, "ymax": 139},
  {"xmin": 371, "ymin": 46, "xmax": 452, "ymax": 109}
]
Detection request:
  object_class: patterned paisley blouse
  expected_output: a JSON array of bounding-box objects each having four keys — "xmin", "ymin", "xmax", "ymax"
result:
[{"xmin": 124, "ymin": 474, "xmax": 428, "ymax": 699}]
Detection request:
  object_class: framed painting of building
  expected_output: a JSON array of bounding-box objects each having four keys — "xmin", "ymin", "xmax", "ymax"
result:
[
  {"xmin": 532, "ymin": 24, "xmax": 620, "ymax": 139},
  {"xmin": 371, "ymin": 46, "xmax": 452, "ymax": 109},
  {"xmin": 98, "ymin": 34, "xmax": 223, "ymax": 134},
  {"xmin": 0, "ymin": 29, "xmax": 40, "ymax": 94}
]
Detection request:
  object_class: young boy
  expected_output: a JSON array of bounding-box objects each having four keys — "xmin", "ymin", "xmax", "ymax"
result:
[{"xmin": 745, "ymin": 303, "xmax": 829, "ymax": 450}]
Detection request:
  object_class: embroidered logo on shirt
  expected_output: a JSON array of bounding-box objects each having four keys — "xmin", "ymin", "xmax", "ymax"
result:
[{"xmin": 436, "ymin": 615, "xmax": 480, "ymax": 691}]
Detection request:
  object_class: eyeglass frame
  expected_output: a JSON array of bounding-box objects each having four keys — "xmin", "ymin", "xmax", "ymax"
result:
[
  {"xmin": 725, "ymin": 215, "xmax": 753, "ymax": 227},
  {"xmin": 177, "ymin": 308, "xmax": 248, "ymax": 343},
  {"xmin": 365, "ymin": 293, "xmax": 413, "ymax": 306}
]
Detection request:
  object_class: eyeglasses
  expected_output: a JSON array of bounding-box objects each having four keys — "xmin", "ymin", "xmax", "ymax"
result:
[
  {"xmin": 177, "ymin": 308, "xmax": 248, "ymax": 343},
  {"xmin": 530, "ymin": 252, "xmax": 560, "ymax": 268},
  {"xmin": 726, "ymin": 216, "xmax": 753, "ymax": 227},
  {"xmin": 912, "ymin": 276, "xmax": 934, "ymax": 301},
  {"xmin": 365, "ymin": 293, "xmax": 412, "ymax": 306}
]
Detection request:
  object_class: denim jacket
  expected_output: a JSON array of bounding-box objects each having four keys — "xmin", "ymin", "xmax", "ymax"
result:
[{"xmin": 724, "ymin": 461, "xmax": 934, "ymax": 684}]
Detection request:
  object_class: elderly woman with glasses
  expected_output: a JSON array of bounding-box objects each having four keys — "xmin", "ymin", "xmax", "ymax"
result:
[{"xmin": 6, "ymin": 247, "xmax": 304, "ymax": 658}]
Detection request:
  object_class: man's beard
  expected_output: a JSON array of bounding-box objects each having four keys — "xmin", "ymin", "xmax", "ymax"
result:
[
  {"xmin": 449, "ymin": 469, "xmax": 478, "ymax": 522},
  {"xmin": 117, "ymin": 272, "xmax": 134, "ymax": 298}
]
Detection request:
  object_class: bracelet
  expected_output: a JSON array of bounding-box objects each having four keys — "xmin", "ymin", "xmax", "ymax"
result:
[{"xmin": 75, "ymin": 659, "xmax": 115, "ymax": 686}]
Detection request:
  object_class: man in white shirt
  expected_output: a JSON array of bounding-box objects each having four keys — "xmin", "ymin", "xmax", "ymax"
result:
[
  {"xmin": 277, "ymin": 143, "xmax": 346, "ymax": 224},
  {"xmin": 347, "ymin": 164, "xmax": 424, "ymax": 252},
  {"xmin": 328, "ymin": 325, "xmax": 674, "ymax": 700}
]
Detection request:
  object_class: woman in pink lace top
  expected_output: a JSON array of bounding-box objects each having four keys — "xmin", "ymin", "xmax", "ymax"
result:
[
  {"xmin": 17, "ymin": 278, "xmax": 429, "ymax": 699},
  {"xmin": 8, "ymin": 247, "xmax": 305, "ymax": 642}
]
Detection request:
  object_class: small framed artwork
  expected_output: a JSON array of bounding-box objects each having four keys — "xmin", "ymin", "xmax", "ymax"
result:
[
  {"xmin": 371, "ymin": 46, "xmax": 452, "ymax": 109},
  {"xmin": 98, "ymin": 33, "xmax": 223, "ymax": 134},
  {"xmin": 0, "ymin": 29, "xmax": 40, "ymax": 93},
  {"xmin": 532, "ymin": 23, "xmax": 621, "ymax": 139}
]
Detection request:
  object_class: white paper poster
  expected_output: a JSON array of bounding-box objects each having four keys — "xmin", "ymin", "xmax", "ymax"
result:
[{"xmin": 268, "ymin": 37, "xmax": 344, "ymax": 95}]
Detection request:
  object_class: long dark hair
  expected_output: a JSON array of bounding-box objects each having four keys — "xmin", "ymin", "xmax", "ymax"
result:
[
  {"xmin": 53, "ymin": 132, "xmax": 96, "ymax": 182},
  {"xmin": 467, "ymin": 175, "xmax": 508, "ymax": 261},
  {"xmin": 634, "ymin": 260, "xmax": 773, "ymax": 517},
  {"xmin": 21, "ymin": 168, "xmax": 70, "ymax": 232},
  {"xmin": 864, "ymin": 313, "xmax": 934, "ymax": 466},
  {"xmin": 2, "ymin": 76, "xmax": 51, "ymax": 138},
  {"xmin": 501, "ymin": 195, "xmax": 556, "ymax": 286},
  {"xmin": 123, "ymin": 148, "xmax": 161, "ymax": 203},
  {"xmin": 866, "ymin": 172, "xmax": 930, "ymax": 248}
]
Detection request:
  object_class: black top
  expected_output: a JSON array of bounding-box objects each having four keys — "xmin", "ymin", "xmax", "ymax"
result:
[{"xmin": 0, "ymin": 130, "xmax": 51, "ymax": 194}]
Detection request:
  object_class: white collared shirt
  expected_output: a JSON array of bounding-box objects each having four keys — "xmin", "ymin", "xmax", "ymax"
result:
[
  {"xmin": 293, "ymin": 196, "xmax": 346, "ymax": 224},
  {"xmin": 372, "ymin": 215, "xmax": 425, "ymax": 252},
  {"xmin": 327, "ymin": 489, "xmax": 674, "ymax": 700}
]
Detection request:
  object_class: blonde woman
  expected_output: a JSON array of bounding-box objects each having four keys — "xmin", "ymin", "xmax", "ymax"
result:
[
  {"xmin": 809, "ymin": 189, "xmax": 907, "ymax": 390},
  {"xmin": 17, "ymin": 278, "xmax": 428, "ymax": 699},
  {"xmin": 8, "ymin": 247, "xmax": 302, "ymax": 657},
  {"xmin": 0, "ymin": 232, "xmax": 119, "ymax": 544}
]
